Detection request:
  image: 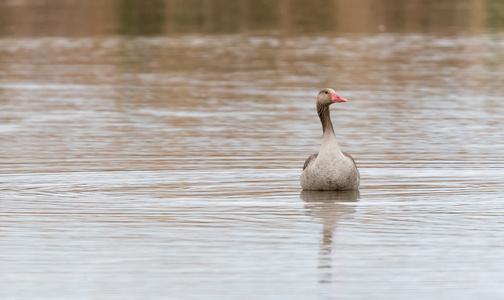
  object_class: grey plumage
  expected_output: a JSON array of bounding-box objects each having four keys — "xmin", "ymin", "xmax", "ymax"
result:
[{"xmin": 300, "ymin": 88, "xmax": 360, "ymax": 191}]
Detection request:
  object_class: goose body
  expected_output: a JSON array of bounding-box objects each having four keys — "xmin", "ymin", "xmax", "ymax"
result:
[{"xmin": 300, "ymin": 88, "xmax": 360, "ymax": 191}]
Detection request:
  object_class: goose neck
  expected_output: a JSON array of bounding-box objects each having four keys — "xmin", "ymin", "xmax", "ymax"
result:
[{"xmin": 317, "ymin": 103, "xmax": 335, "ymax": 136}]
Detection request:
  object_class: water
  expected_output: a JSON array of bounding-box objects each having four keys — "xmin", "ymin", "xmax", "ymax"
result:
[{"xmin": 2, "ymin": 2, "xmax": 504, "ymax": 299}]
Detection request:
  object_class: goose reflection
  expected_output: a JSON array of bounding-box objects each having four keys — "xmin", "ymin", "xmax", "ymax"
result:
[{"xmin": 300, "ymin": 190, "xmax": 360, "ymax": 285}]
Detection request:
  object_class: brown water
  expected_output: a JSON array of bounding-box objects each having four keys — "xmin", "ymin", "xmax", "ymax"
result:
[{"xmin": 2, "ymin": 1, "xmax": 504, "ymax": 299}]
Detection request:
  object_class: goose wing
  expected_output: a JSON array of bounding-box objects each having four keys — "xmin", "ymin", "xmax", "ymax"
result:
[{"xmin": 302, "ymin": 153, "xmax": 318, "ymax": 170}]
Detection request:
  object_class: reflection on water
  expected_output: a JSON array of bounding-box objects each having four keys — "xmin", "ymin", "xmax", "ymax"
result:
[
  {"xmin": 301, "ymin": 190, "xmax": 359, "ymax": 286},
  {"xmin": 1, "ymin": 1, "xmax": 504, "ymax": 299},
  {"xmin": 1, "ymin": 31, "xmax": 504, "ymax": 299}
]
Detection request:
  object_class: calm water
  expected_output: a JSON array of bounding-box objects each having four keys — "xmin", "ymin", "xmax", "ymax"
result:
[{"xmin": 2, "ymin": 2, "xmax": 504, "ymax": 299}]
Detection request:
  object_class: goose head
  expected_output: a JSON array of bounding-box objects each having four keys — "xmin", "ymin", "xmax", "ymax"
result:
[{"xmin": 316, "ymin": 88, "xmax": 347, "ymax": 106}]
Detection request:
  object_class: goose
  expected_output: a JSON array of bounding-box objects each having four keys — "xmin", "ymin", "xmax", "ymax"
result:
[{"xmin": 300, "ymin": 88, "xmax": 360, "ymax": 190}]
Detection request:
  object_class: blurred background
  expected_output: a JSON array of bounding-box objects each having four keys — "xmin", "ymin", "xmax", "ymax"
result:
[
  {"xmin": 0, "ymin": 0, "xmax": 503, "ymax": 36},
  {"xmin": 1, "ymin": 1, "xmax": 504, "ymax": 299}
]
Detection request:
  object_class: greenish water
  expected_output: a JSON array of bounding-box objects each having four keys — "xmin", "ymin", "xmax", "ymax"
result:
[{"xmin": 1, "ymin": 0, "xmax": 504, "ymax": 36}]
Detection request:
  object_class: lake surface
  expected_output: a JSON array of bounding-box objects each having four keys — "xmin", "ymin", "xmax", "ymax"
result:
[{"xmin": 1, "ymin": 2, "xmax": 504, "ymax": 299}]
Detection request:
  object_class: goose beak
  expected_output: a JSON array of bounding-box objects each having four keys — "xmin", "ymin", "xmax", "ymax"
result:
[{"xmin": 331, "ymin": 92, "xmax": 347, "ymax": 103}]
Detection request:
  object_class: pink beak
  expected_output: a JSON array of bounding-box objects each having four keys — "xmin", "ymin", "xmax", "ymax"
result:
[{"xmin": 331, "ymin": 92, "xmax": 347, "ymax": 103}]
